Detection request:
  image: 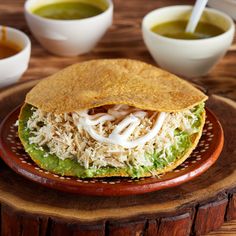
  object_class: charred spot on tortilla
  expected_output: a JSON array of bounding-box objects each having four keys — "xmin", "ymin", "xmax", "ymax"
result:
[{"xmin": 18, "ymin": 59, "xmax": 207, "ymax": 178}]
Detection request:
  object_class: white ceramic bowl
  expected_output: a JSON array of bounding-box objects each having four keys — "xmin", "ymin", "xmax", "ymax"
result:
[
  {"xmin": 24, "ymin": 0, "xmax": 113, "ymax": 57},
  {"xmin": 208, "ymin": 0, "xmax": 236, "ymax": 20},
  {"xmin": 142, "ymin": 6, "xmax": 235, "ymax": 77},
  {"xmin": 0, "ymin": 26, "xmax": 31, "ymax": 88}
]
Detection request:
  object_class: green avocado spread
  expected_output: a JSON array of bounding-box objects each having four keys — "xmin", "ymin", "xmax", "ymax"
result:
[{"xmin": 18, "ymin": 104, "xmax": 204, "ymax": 178}]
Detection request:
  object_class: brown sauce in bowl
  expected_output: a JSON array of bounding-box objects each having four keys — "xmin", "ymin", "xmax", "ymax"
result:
[{"xmin": 0, "ymin": 27, "xmax": 21, "ymax": 59}]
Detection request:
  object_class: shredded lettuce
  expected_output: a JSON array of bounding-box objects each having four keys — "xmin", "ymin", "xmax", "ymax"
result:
[{"xmin": 191, "ymin": 102, "xmax": 205, "ymax": 129}]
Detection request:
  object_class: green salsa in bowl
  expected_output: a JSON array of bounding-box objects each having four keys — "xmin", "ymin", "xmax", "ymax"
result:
[
  {"xmin": 24, "ymin": 0, "xmax": 113, "ymax": 56},
  {"xmin": 31, "ymin": 0, "xmax": 108, "ymax": 20},
  {"xmin": 142, "ymin": 5, "xmax": 234, "ymax": 77},
  {"xmin": 151, "ymin": 20, "xmax": 225, "ymax": 40}
]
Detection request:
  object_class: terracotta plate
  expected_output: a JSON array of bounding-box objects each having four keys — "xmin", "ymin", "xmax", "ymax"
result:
[{"xmin": 0, "ymin": 106, "xmax": 224, "ymax": 196}]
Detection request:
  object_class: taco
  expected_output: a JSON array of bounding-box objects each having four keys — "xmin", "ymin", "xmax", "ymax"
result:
[{"xmin": 18, "ymin": 59, "xmax": 207, "ymax": 178}]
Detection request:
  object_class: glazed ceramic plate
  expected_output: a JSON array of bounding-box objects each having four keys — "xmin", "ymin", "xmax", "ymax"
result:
[{"xmin": 0, "ymin": 106, "xmax": 224, "ymax": 196}]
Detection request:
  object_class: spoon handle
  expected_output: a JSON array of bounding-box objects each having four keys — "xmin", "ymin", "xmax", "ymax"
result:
[{"xmin": 186, "ymin": 0, "xmax": 208, "ymax": 33}]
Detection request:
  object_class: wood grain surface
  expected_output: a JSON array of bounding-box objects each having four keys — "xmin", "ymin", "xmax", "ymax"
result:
[{"xmin": 0, "ymin": 0, "xmax": 235, "ymax": 235}]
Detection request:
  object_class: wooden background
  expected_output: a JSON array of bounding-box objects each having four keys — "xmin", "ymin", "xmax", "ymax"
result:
[{"xmin": 0, "ymin": 0, "xmax": 236, "ymax": 235}]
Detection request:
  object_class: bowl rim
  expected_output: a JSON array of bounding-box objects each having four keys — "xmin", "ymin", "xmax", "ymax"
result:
[
  {"xmin": 142, "ymin": 5, "xmax": 235, "ymax": 44},
  {"xmin": 0, "ymin": 26, "xmax": 31, "ymax": 63},
  {"xmin": 24, "ymin": 0, "xmax": 113, "ymax": 24}
]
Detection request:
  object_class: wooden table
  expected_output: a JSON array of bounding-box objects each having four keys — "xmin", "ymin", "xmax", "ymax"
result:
[{"xmin": 0, "ymin": 0, "xmax": 235, "ymax": 235}]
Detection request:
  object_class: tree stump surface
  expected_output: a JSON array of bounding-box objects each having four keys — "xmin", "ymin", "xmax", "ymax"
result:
[{"xmin": 0, "ymin": 80, "xmax": 235, "ymax": 236}]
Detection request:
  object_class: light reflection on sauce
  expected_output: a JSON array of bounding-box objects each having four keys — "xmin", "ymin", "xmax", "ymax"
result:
[
  {"xmin": 2, "ymin": 26, "xmax": 6, "ymax": 42},
  {"xmin": 0, "ymin": 26, "xmax": 21, "ymax": 59}
]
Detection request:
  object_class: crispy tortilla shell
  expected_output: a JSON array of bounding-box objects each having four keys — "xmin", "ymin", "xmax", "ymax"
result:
[
  {"xmin": 26, "ymin": 59, "xmax": 207, "ymax": 114},
  {"xmin": 18, "ymin": 103, "xmax": 205, "ymax": 178}
]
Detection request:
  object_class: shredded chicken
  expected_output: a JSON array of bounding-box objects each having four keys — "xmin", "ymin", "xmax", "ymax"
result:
[{"xmin": 26, "ymin": 105, "xmax": 199, "ymax": 169}]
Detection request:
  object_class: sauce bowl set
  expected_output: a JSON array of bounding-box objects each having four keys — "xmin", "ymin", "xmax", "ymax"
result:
[{"xmin": 0, "ymin": 0, "xmax": 235, "ymax": 88}]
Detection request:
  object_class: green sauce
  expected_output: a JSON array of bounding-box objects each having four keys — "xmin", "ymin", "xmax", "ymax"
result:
[
  {"xmin": 151, "ymin": 20, "xmax": 224, "ymax": 40},
  {"xmin": 32, "ymin": 1, "xmax": 105, "ymax": 20}
]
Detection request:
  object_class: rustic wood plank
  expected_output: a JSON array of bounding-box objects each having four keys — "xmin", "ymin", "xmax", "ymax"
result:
[
  {"xmin": 61, "ymin": 221, "xmax": 106, "ymax": 236},
  {"xmin": 157, "ymin": 213, "xmax": 192, "ymax": 236},
  {"xmin": 108, "ymin": 220, "xmax": 145, "ymax": 236},
  {"xmin": 1, "ymin": 204, "xmax": 50, "ymax": 236},
  {"xmin": 144, "ymin": 219, "xmax": 159, "ymax": 236},
  {"xmin": 1, "ymin": 205, "xmax": 21, "ymax": 236},
  {"xmin": 72, "ymin": 225, "xmax": 105, "ymax": 236},
  {"xmin": 38, "ymin": 217, "xmax": 49, "ymax": 236},
  {"xmin": 50, "ymin": 220, "xmax": 72, "ymax": 236},
  {"xmin": 194, "ymin": 198, "xmax": 228, "ymax": 235},
  {"xmin": 206, "ymin": 220, "xmax": 236, "ymax": 236},
  {"xmin": 226, "ymin": 193, "xmax": 236, "ymax": 222},
  {"xmin": 20, "ymin": 216, "xmax": 40, "ymax": 236}
]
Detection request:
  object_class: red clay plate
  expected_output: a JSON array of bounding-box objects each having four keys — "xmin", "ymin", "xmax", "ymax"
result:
[{"xmin": 0, "ymin": 106, "xmax": 224, "ymax": 196}]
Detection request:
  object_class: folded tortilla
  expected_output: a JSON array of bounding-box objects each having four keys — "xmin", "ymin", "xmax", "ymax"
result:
[
  {"xmin": 18, "ymin": 59, "xmax": 207, "ymax": 178},
  {"xmin": 25, "ymin": 59, "xmax": 207, "ymax": 113}
]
